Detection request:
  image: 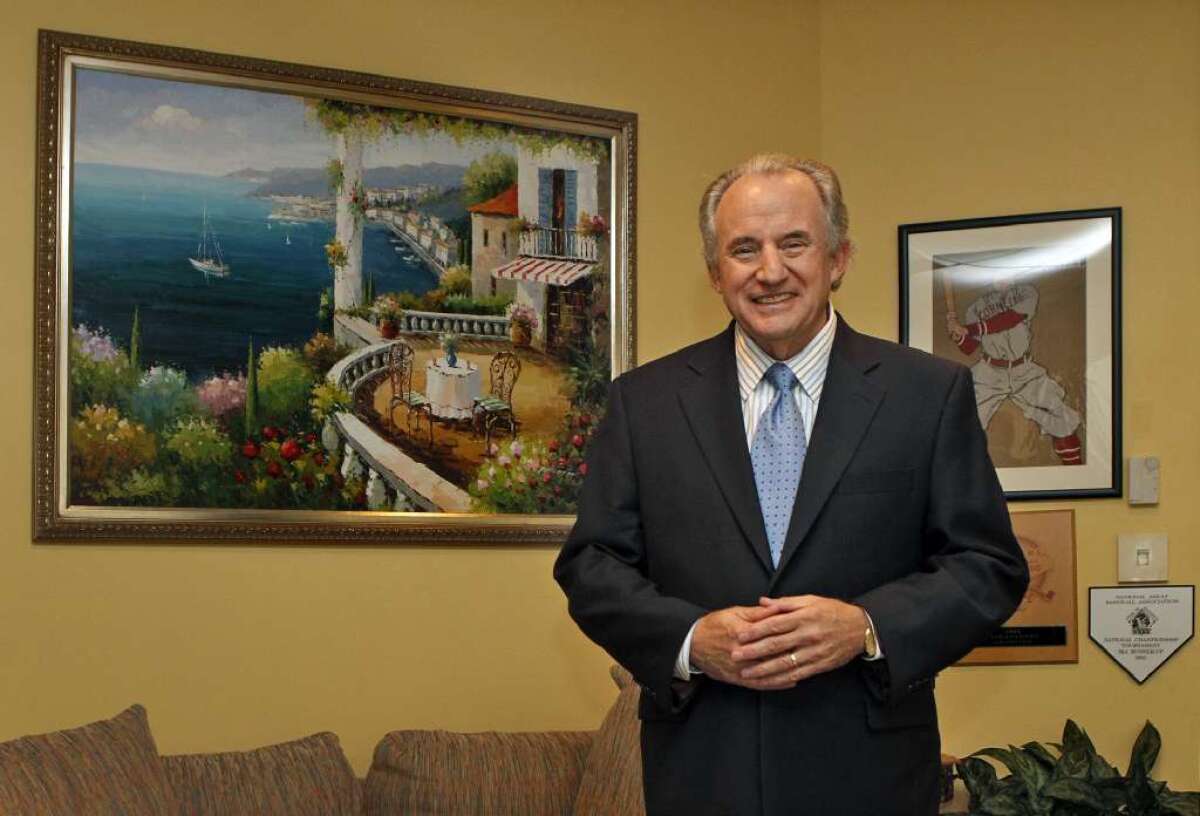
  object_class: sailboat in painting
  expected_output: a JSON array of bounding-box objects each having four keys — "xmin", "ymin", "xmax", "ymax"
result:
[{"xmin": 188, "ymin": 205, "xmax": 230, "ymax": 278}]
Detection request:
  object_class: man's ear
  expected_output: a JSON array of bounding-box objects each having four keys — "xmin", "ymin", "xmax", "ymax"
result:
[
  {"xmin": 829, "ymin": 241, "xmax": 852, "ymax": 291},
  {"xmin": 708, "ymin": 267, "xmax": 723, "ymax": 293}
]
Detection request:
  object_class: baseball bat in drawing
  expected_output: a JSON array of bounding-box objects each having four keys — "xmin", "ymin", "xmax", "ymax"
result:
[{"xmin": 942, "ymin": 265, "xmax": 957, "ymax": 319}]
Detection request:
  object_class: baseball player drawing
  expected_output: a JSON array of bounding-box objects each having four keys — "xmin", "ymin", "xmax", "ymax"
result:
[{"xmin": 942, "ymin": 263, "xmax": 1084, "ymax": 466}]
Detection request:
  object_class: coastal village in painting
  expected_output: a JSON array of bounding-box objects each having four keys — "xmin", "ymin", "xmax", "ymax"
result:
[{"xmin": 67, "ymin": 67, "xmax": 612, "ymax": 515}]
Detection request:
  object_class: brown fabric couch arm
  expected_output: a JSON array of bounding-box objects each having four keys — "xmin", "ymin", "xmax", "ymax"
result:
[{"xmin": 364, "ymin": 729, "xmax": 594, "ymax": 816}]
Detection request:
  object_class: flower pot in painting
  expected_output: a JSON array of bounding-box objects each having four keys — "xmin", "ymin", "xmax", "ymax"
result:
[
  {"xmin": 510, "ymin": 322, "xmax": 531, "ymax": 347},
  {"xmin": 379, "ymin": 319, "xmax": 398, "ymax": 339}
]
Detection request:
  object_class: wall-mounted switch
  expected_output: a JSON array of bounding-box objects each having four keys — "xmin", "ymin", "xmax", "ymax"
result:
[
  {"xmin": 1118, "ymin": 533, "xmax": 1168, "ymax": 582},
  {"xmin": 1129, "ymin": 457, "xmax": 1160, "ymax": 505}
]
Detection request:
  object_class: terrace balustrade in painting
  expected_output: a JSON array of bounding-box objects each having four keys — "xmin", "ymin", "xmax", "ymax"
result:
[{"xmin": 519, "ymin": 226, "xmax": 599, "ymax": 261}]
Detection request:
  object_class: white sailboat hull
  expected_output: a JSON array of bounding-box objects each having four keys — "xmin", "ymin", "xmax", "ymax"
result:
[{"xmin": 189, "ymin": 257, "xmax": 230, "ymax": 277}]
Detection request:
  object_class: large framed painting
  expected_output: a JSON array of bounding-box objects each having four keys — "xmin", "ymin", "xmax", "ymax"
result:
[
  {"xmin": 33, "ymin": 30, "xmax": 636, "ymax": 542},
  {"xmin": 900, "ymin": 208, "xmax": 1121, "ymax": 500},
  {"xmin": 957, "ymin": 509, "xmax": 1078, "ymax": 666}
]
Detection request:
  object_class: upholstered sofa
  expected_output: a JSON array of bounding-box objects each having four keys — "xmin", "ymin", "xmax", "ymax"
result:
[
  {"xmin": 0, "ymin": 666, "xmax": 643, "ymax": 816},
  {"xmin": 0, "ymin": 665, "xmax": 966, "ymax": 815}
]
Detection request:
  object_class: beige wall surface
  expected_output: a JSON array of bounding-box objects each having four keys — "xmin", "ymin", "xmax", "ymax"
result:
[
  {"xmin": 3, "ymin": 0, "xmax": 1197, "ymax": 792},
  {"xmin": 821, "ymin": 0, "xmax": 1199, "ymax": 788},
  {"xmin": 0, "ymin": 0, "xmax": 819, "ymax": 774}
]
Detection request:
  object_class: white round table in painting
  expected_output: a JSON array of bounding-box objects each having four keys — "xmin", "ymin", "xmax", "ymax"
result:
[{"xmin": 424, "ymin": 359, "xmax": 482, "ymax": 420}]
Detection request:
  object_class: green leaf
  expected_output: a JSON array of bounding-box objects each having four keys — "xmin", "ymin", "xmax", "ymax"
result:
[
  {"xmin": 1008, "ymin": 745, "xmax": 1050, "ymax": 798},
  {"xmin": 1062, "ymin": 720, "xmax": 1097, "ymax": 759},
  {"xmin": 978, "ymin": 792, "xmax": 1033, "ymax": 816},
  {"xmin": 1127, "ymin": 721, "xmax": 1162, "ymax": 778},
  {"xmin": 976, "ymin": 748, "xmax": 1024, "ymax": 776},
  {"xmin": 1022, "ymin": 741, "xmax": 1059, "ymax": 769},
  {"xmin": 1054, "ymin": 749, "xmax": 1091, "ymax": 780},
  {"xmin": 1042, "ymin": 778, "xmax": 1107, "ymax": 810},
  {"xmin": 959, "ymin": 757, "xmax": 1000, "ymax": 802},
  {"xmin": 1160, "ymin": 790, "xmax": 1200, "ymax": 816},
  {"xmin": 1088, "ymin": 753, "xmax": 1121, "ymax": 782},
  {"xmin": 1125, "ymin": 759, "xmax": 1158, "ymax": 815}
]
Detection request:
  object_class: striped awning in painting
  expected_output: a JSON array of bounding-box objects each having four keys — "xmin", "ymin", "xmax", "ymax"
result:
[{"xmin": 490, "ymin": 256, "xmax": 596, "ymax": 287}]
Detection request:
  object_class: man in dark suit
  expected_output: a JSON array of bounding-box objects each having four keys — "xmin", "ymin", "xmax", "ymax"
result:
[{"xmin": 554, "ymin": 154, "xmax": 1028, "ymax": 816}]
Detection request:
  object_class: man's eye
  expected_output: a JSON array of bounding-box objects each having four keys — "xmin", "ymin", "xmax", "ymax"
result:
[
  {"xmin": 732, "ymin": 246, "xmax": 756, "ymax": 258},
  {"xmin": 780, "ymin": 241, "xmax": 807, "ymax": 253}
]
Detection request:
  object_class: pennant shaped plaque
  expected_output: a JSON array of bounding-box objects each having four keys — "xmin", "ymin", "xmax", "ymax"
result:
[{"xmin": 1089, "ymin": 585, "xmax": 1194, "ymax": 683}]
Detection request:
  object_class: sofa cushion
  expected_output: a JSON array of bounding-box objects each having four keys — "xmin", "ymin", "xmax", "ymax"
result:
[
  {"xmin": 364, "ymin": 729, "xmax": 593, "ymax": 816},
  {"xmin": 0, "ymin": 703, "xmax": 179, "ymax": 815},
  {"xmin": 163, "ymin": 731, "xmax": 361, "ymax": 816},
  {"xmin": 573, "ymin": 665, "xmax": 645, "ymax": 816}
]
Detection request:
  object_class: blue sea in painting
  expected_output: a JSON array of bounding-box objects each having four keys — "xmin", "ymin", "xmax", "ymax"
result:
[{"xmin": 70, "ymin": 163, "xmax": 439, "ymax": 379}]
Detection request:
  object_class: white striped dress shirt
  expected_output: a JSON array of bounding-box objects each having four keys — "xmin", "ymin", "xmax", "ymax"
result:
[{"xmin": 734, "ymin": 310, "xmax": 837, "ymax": 449}]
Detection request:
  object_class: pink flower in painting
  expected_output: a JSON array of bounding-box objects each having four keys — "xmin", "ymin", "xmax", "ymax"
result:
[
  {"xmin": 73, "ymin": 324, "xmax": 120, "ymax": 362},
  {"xmin": 497, "ymin": 455, "xmax": 511, "ymax": 467},
  {"xmin": 196, "ymin": 373, "xmax": 248, "ymax": 418},
  {"xmin": 510, "ymin": 440, "xmax": 524, "ymax": 458},
  {"xmin": 476, "ymin": 479, "xmax": 490, "ymax": 491}
]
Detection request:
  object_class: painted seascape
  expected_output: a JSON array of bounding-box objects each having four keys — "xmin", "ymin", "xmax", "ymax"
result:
[{"xmin": 67, "ymin": 67, "xmax": 612, "ymax": 515}]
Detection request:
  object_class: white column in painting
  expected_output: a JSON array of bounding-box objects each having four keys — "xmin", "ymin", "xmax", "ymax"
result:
[{"xmin": 334, "ymin": 130, "xmax": 365, "ymax": 310}]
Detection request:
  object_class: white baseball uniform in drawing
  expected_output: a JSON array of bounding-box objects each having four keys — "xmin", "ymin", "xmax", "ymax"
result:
[{"xmin": 953, "ymin": 282, "xmax": 1083, "ymax": 465}]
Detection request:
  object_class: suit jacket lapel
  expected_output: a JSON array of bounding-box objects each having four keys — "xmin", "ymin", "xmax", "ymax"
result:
[
  {"xmin": 678, "ymin": 325, "xmax": 774, "ymax": 574},
  {"xmin": 769, "ymin": 319, "xmax": 885, "ymax": 588}
]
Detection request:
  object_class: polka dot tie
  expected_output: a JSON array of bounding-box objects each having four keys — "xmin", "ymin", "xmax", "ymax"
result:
[{"xmin": 750, "ymin": 363, "xmax": 807, "ymax": 567}]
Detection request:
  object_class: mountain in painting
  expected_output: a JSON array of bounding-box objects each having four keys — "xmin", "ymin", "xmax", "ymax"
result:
[{"xmin": 244, "ymin": 162, "xmax": 467, "ymax": 197}]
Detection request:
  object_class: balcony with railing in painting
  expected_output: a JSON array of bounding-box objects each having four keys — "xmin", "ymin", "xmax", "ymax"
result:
[{"xmin": 519, "ymin": 226, "xmax": 599, "ymax": 261}]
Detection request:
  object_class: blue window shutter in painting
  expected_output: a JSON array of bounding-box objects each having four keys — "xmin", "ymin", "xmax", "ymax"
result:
[
  {"xmin": 565, "ymin": 170, "xmax": 578, "ymax": 230},
  {"xmin": 538, "ymin": 169, "xmax": 553, "ymax": 226}
]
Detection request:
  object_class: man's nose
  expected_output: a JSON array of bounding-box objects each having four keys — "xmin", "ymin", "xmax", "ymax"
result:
[{"xmin": 756, "ymin": 244, "xmax": 787, "ymax": 283}]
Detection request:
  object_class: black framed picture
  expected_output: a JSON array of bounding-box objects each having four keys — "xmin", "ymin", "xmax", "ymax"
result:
[{"xmin": 900, "ymin": 208, "xmax": 1121, "ymax": 500}]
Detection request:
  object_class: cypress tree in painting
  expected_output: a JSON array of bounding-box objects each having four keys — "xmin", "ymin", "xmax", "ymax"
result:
[
  {"xmin": 244, "ymin": 339, "xmax": 258, "ymax": 438},
  {"xmin": 129, "ymin": 306, "xmax": 141, "ymax": 375}
]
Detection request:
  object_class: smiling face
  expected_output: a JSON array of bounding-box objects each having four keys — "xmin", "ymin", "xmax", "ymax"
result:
[{"xmin": 709, "ymin": 170, "xmax": 849, "ymax": 360}]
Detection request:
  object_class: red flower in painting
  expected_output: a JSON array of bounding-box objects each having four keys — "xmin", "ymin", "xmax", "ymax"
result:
[
  {"xmin": 280, "ymin": 439, "xmax": 302, "ymax": 461},
  {"xmin": 241, "ymin": 441, "xmax": 259, "ymax": 459}
]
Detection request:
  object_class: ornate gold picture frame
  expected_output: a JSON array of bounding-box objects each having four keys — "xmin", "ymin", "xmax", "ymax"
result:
[{"xmin": 34, "ymin": 30, "xmax": 636, "ymax": 543}]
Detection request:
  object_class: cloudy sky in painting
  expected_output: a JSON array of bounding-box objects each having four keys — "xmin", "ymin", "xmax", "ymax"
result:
[{"xmin": 73, "ymin": 68, "xmax": 506, "ymax": 176}]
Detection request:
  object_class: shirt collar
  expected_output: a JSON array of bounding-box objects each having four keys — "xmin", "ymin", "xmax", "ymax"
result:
[{"xmin": 733, "ymin": 307, "xmax": 837, "ymax": 403}]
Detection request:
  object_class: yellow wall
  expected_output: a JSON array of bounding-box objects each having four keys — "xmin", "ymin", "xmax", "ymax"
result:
[
  {"xmin": 821, "ymin": 0, "xmax": 1199, "ymax": 787},
  {"xmin": 0, "ymin": 0, "xmax": 820, "ymax": 774},
  {"xmin": 2, "ymin": 0, "xmax": 1196, "ymax": 791}
]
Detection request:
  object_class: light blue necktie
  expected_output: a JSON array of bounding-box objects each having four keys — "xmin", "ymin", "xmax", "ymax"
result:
[{"xmin": 750, "ymin": 363, "xmax": 807, "ymax": 567}]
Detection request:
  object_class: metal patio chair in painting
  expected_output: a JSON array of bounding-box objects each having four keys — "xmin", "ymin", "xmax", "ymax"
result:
[
  {"xmin": 473, "ymin": 351, "xmax": 521, "ymax": 454},
  {"xmin": 387, "ymin": 341, "xmax": 434, "ymax": 446}
]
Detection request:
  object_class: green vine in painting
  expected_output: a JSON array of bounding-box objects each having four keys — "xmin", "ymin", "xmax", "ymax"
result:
[
  {"xmin": 305, "ymin": 99, "xmax": 608, "ymax": 163},
  {"xmin": 325, "ymin": 158, "xmax": 344, "ymax": 194},
  {"xmin": 325, "ymin": 239, "xmax": 349, "ymax": 271}
]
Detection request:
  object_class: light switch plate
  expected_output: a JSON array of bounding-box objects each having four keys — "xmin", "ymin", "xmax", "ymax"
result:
[
  {"xmin": 1129, "ymin": 457, "xmax": 1160, "ymax": 505},
  {"xmin": 1118, "ymin": 533, "xmax": 1168, "ymax": 582}
]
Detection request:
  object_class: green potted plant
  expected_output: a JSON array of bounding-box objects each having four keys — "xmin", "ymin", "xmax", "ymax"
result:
[
  {"xmin": 505, "ymin": 302, "xmax": 538, "ymax": 348},
  {"xmin": 955, "ymin": 719, "xmax": 1197, "ymax": 815},
  {"xmin": 371, "ymin": 293, "xmax": 405, "ymax": 339}
]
